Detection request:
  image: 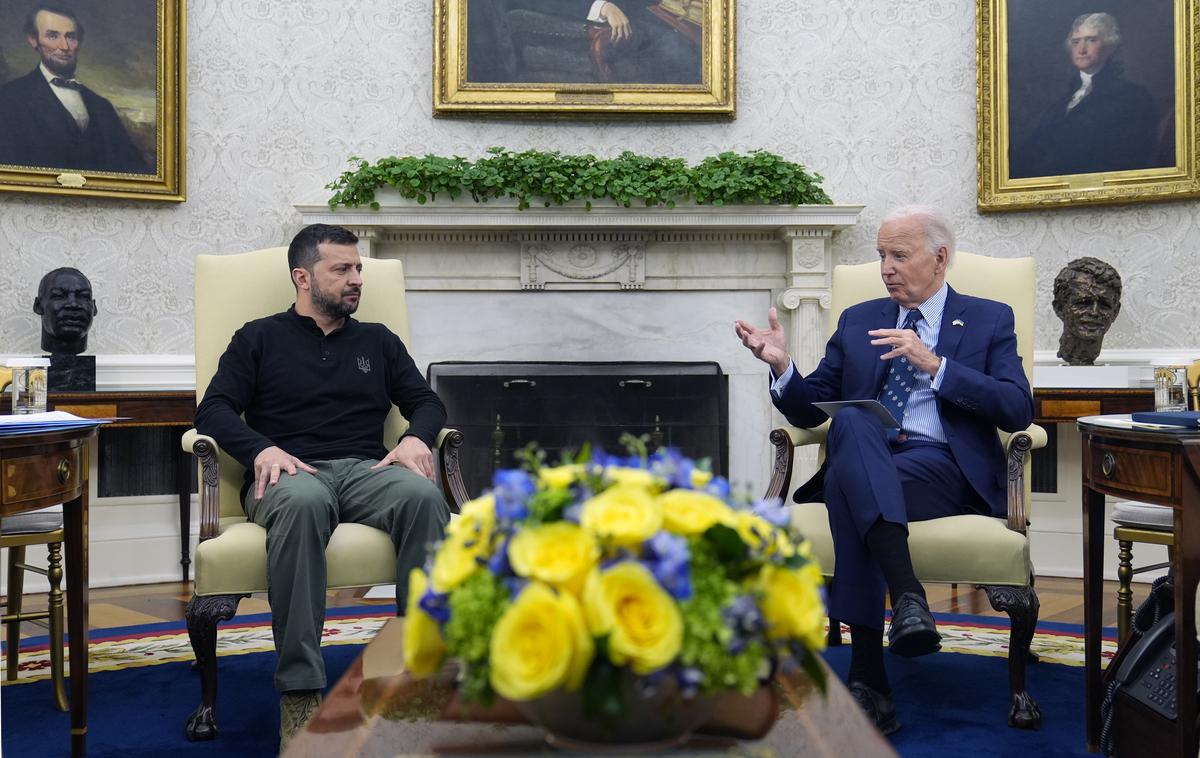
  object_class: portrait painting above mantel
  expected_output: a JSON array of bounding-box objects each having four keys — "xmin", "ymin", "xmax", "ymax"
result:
[
  {"xmin": 977, "ymin": 0, "xmax": 1199, "ymax": 211},
  {"xmin": 434, "ymin": 0, "xmax": 735, "ymax": 118},
  {"xmin": 0, "ymin": 0, "xmax": 185, "ymax": 201}
]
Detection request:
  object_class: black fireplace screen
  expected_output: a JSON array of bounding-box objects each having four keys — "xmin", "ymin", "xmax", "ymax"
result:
[{"xmin": 427, "ymin": 362, "xmax": 728, "ymax": 498}]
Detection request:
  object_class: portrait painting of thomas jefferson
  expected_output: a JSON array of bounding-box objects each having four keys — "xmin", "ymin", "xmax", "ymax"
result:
[
  {"xmin": 1006, "ymin": 1, "xmax": 1176, "ymax": 180},
  {"xmin": 465, "ymin": 0, "xmax": 703, "ymax": 85},
  {"xmin": 0, "ymin": 1, "xmax": 156, "ymax": 175}
]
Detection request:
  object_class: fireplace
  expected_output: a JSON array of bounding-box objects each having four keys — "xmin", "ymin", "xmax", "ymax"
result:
[
  {"xmin": 297, "ymin": 198, "xmax": 861, "ymax": 492},
  {"xmin": 430, "ymin": 361, "xmax": 727, "ymax": 496}
]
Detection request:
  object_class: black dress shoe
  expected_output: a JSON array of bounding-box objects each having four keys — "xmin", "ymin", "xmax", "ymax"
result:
[
  {"xmin": 887, "ymin": 592, "xmax": 941, "ymax": 657},
  {"xmin": 849, "ymin": 681, "xmax": 901, "ymax": 736}
]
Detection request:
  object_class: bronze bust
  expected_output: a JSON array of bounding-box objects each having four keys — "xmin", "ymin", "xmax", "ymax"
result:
[
  {"xmin": 1052, "ymin": 257, "xmax": 1121, "ymax": 366},
  {"xmin": 33, "ymin": 267, "xmax": 97, "ymax": 355}
]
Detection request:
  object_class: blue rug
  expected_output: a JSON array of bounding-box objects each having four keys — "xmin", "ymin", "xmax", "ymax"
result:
[{"xmin": 2, "ymin": 610, "xmax": 1103, "ymax": 757}]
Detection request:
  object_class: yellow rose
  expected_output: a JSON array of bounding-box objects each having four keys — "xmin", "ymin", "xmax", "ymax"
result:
[
  {"xmin": 757, "ymin": 563, "xmax": 826, "ymax": 651},
  {"xmin": 430, "ymin": 540, "xmax": 482, "ymax": 592},
  {"xmin": 605, "ymin": 466, "xmax": 659, "ymax": 491},
  {"xmin": 539, "ymin": 464, "xmax": 584, "ymax": 490},
  {"xmin": 508, "ymin": 522, "xmax": 600, "ymax": 597},
  {"xmin": 657, "ymin": 489, "xmax": 734, "ymax": 535},
  {"xmin": 433, "ymin": 494, "xmax": 496, "ymax": 592},
  {"xmin": 734, "ymin": 511, "xmax": 779, "ymax": 555},
  {"xmin": 689, "ymin": 468, "xmax": 713, "ymax": 489},
  {"xmin": 490, "ymin": 582, "xmax": 594, "ymax": 700},
  {"xmin": 583, "ymin": 562, "xmax": 682, "ymax": 674},
  {"xmin": 581, "ymin": 485, "xmax": 663, "ymax": 547},
  {"xmin": 447, "ymin": 493, "xmax": 495, "ymax": 543},
  {"xmin": 403, "ymin": 569, "xmax": 446, "ymax": 677}
]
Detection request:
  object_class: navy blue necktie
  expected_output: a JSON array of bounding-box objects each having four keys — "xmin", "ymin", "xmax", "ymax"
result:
[{"xmin": 879, "ymin": 309, "xmax": 924, "ymax": 433}]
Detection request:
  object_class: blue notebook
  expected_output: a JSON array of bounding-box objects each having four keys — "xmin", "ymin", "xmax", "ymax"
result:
[{"xmin": 1130, "ymin": 411, "xmax": 1200, "ymax": 428}]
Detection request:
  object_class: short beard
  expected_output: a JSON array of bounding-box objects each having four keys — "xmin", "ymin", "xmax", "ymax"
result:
[
  {"xmin": 310, "ymin": 283, "xmax": 357, "ymax": 320},
  {"xmin": 40, "ymin": 55, "xmax": 76, "ymax": 78}
]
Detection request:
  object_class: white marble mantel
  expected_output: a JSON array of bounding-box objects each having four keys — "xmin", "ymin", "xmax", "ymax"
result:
[{"xmin": 297, "ymin": 198, "xmax": 863, "ymax": 491}]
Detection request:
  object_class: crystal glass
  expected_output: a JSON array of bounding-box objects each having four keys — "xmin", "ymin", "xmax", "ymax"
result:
[
  {"xmin": 1154, "ymin": 365, "xmax": 1187, "ymax": 412},
  {"xmin": 7, "ymin": 358, "xmax": 49, "ymax": 415}
]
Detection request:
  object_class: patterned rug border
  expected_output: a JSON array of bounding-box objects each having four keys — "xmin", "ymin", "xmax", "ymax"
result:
[{"xmin": 2, "ymin": 608, "xmax": 1120, "ymax": 685}]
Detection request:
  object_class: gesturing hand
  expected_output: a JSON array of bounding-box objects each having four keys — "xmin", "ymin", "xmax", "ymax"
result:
[
  {"xmin": 868, "ymin": 328, "xmax": 942, "ymax": 376},
  {"xmin": 371, "ymin": 436, "xmax": 436, "ymax": 481},
  {"xmin": 252, "ymin": 446, "xmax": 317, "ymax": 500},
  {"xmin": 600, "ymin": 2, "xmax": 632, "ymax": 41},
  {"xmin": 734, "ymin": 307, "xmax": 792, "ymax": 377}
]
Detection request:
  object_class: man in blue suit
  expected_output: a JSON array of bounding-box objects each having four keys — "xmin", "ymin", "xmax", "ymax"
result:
[{"xmin": 735, "ymin": 205, "xmax": 1033, "ymax": 735}]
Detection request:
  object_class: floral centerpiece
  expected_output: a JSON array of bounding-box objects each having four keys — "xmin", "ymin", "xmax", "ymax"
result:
[{"xmin": 403, "ymin": 441, "xmax": 827, "ymax": 747}]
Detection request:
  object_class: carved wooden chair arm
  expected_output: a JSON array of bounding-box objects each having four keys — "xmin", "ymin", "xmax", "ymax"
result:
[
  {"xmin": 1001, "ymin": 423, "xmax": 1047, "ymax": 535},
  {"xmin": 182, "ymin": 426, "xmax": 469, "ymax": 542},
  {"xmin": 182, "ymin": 429, "xmax": 222, "ymax": 541},
  {"xmin": 765, "ymin": 421, "xmax": 829, "ymax": 500}
]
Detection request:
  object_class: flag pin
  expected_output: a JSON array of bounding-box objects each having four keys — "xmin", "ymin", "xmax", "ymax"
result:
[{"xmin": 952, "ymin": 319, "xmax": 965, "ymax": 327}]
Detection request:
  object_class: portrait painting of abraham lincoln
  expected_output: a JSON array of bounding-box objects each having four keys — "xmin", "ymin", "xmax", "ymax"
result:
[{"xmin": 0, "ymin": 0, "xmax": 184, "ymax": 201}]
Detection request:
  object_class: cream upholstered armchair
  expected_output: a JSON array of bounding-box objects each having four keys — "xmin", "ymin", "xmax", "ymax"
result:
[
  {"xmin": 181, "ymin": 247, "xmax": 467, "ymax": 741},
  {"xmin": 765, "ymin": 252, "xmax": 1048, "ymax": 730}
]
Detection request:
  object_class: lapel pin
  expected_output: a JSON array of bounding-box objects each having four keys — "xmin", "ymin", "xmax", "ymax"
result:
[{"xmin": 952, "ymin": 319, "xmax": 965, "ymax": 327}]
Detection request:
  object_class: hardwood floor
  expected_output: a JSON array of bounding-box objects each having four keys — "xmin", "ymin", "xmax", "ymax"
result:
[{"xmin": 2, "ymin": 575, "xmax": 1149, "ymax": 642}]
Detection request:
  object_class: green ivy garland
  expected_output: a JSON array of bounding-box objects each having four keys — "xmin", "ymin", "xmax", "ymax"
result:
[{"xmin": 325, "ymin": 147, "xmax": 831, "ymax": 211}]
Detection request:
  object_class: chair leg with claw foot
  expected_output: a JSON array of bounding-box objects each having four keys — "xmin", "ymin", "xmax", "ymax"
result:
[
  {"xmin": 184, "ymin": 593, "xmax": 245, "ymax": 741},
  {"xmin": 982, "ymin": 583, "xmax": 1042, "ymax": 730}
]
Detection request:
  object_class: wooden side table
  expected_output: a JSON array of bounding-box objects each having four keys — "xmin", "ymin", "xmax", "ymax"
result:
[
  {"xmin": 1, "ymin": 391, "xmax": 196, "ymax": 580},
  {"xmin": 1, "ymin": 426, "xmax": 97, "ymax": 757},
  {"xmin": 1079, "ymin": 419, "xmax": 1200, "ymax": 757}
]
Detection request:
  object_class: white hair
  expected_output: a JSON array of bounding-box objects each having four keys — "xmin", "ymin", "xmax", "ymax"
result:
[
  {"xmin": 880, "ymin": 205, "xmax": 956, "ymax": 264},
  {"xmin": 1067, "ymin": 13, "xmax": 1121, "ymax": 48}
]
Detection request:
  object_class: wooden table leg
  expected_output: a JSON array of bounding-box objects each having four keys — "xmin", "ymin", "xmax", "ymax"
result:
[
  {"xmin": 176, "ymin": 433, "xmax": 192, "ymax": 583},
  {"xmin": 65, "ymin": 468, "xmax": 89, "ymax": 757},
  {"xmin": 1083, "ymin": 484, "xmax": 1105, "ymax": 752},
  {"xmin": 1176, "ymin": 443, "xmax": 1200, "ymax": 758}
]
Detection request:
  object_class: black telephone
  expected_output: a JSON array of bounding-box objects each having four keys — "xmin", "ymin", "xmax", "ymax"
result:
[{"xmin": 1112, "ymin": 612, "xmax": 1200, "ymax": 720}]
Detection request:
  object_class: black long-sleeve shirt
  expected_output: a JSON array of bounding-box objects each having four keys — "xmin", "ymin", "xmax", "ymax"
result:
[{"xmin": 194, "ymin": 307, "xmax": 446, "ymax": 486}]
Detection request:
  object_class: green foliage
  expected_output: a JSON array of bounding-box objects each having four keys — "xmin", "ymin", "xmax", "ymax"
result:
[
  {"xmin": 582, "ymin": 639, "xmax": 625, "ymax": 718},
  {"xmin": 326, "ymin": 147, "xmax": 831, "ymax": 211},
  {"xmin": 617, "ymin": 432, "xmax": 651, "ymax": 463},
  {"xmin": 525, "ymin": 487, "xmax": 574, "ymax": 525},
  {"xmin": 680, "ymin": 538, "xmax": 766, "ymax": 694},
  {"xmin": 443, "ymin": 571, "xmax": 509, "ymax": 704},
  {"xmin": 513, "ymin": 441, "xmax": 547, "ymax": 474}
]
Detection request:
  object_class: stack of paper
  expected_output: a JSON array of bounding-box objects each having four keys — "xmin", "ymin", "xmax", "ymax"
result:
[{"xmin": 0, "ymin": 411, "xmax": 115, "ymax": 436}]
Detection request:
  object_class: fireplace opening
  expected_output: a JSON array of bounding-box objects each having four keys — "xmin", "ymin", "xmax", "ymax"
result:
[{"xmin": 428, "ymin": 362, "xmax": 728, "ymax": 497}]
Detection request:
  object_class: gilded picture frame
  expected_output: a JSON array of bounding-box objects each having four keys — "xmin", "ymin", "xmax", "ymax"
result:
[
  {"xmin": 977, "ymin": 0, "xmax": 1198, "ymax": 211},
  {"xmin": 0, "ymin": 0, "xmax": 185, "ymax": 202},
  {"xmin": 433, "ymin": 0, "xmax": 735, "ymax": 118}
]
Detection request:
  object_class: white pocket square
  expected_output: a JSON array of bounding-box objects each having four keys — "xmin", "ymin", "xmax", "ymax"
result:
[{"xmin": 952, "ymin": 319, "xmax": 965, "ymax": 327}]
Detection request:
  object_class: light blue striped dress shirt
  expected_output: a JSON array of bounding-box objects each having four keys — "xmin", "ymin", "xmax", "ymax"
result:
[{"xmin": 771, "ymin": 281, "xmax": 951, "ymax": 443}]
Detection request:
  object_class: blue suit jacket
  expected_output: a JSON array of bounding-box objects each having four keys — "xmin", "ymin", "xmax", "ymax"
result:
[{"xmin": 775, "ymin": 285, "xmax": 1034, "ymax": 516}]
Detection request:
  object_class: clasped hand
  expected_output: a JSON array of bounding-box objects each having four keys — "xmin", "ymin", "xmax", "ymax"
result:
[{"xmin": 868, "ymin": 328, "xmax": 942, "ymax": 376}]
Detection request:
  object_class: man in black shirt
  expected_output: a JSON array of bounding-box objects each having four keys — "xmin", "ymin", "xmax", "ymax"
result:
[{"xmin": 194, "ymin": 224, "xmax": 450, "ymax": 751}]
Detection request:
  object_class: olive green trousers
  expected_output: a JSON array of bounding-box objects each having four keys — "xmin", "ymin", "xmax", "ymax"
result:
[{"xmin": 244, "ymin": 458, "xmax": 449, "ymax": 692}]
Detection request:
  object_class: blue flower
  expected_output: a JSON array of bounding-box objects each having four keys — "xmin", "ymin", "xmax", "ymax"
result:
[
  {"xmin": 488, "ymin": 535, "xmax": 513, "ymax": 576},
  {"xmin": 418, "ymin": 587, "xmax": 450, "ymax": 625},
  {"xmin": 678, "ymin": 666, "xmax": 705, "ymax": 698},
  {"xmin": 704, "ymin": 476, "xmax": 731, "ymax": 499},
  {"xmin": 723, "ymin": 594, "xmax": 764, "ymax": 653},
  {"xmin": 492, "ymin": 469, "xmax": 533, "ymax": 523},
  {"xmin": 751, "ymin": 496, "xmax": 790, "ymax": 528},
  {"xmin": 644, "ymin": 531, "xmax": 692, "ymax": 600},
  {"xmin": 649, "ymin": 448, "xmax": 696, "ymax": 489}
]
